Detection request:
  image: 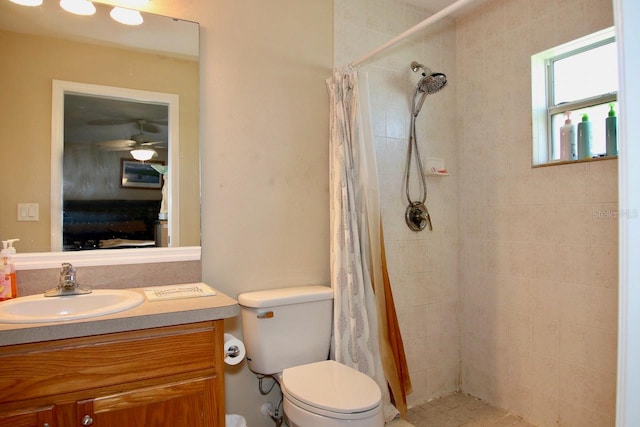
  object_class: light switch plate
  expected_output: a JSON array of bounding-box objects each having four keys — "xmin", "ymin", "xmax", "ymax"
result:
[{"xmin": 17, "ymin": 203, "xmax": 39, "ymax": 221}]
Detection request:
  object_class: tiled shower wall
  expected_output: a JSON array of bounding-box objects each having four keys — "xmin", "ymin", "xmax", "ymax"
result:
[
  {"xmin": 334, "ymin": 0, "xmax": 460, "ymax": 408},
  {"xmin": 457, "ymin": 0, "xmax": 617, "ymax": 426},
  {"xmin": 335, "ymin": 0, "xmax": 619, "ymax": 425}
]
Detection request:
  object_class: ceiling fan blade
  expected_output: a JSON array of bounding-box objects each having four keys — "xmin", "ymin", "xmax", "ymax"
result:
[
  {"xmin": 98, "ymin": 139, "xmax": 135, "ymax": 146},
  {"xmin": 98, "ymin": 146, "xmax": 136, "ymax": 152},
  {"xmin": 97, "ymin": 139, "xmax": 136, "ymax": 150},
  {"xmin": 140, "ymin": 141, "xmax": 167, "ymax": 147}
]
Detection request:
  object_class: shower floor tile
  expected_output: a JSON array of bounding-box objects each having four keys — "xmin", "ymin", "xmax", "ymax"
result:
[{"xmin": 405, "ymin": 392, "xmax": 536, "ymax": 426}]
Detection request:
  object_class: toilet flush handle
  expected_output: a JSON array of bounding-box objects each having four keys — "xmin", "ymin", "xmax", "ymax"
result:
[{"xmin": 257, "ymin": 311, "xmax": 274, "ymax": 319}]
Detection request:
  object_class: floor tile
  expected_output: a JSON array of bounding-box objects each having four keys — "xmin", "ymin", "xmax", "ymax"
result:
[{"xmin": 402, "ymin": 392, "xmax": 536, "ymax": 427}]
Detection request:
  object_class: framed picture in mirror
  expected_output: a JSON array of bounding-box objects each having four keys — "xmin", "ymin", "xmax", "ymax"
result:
[{"xmin": 121, "ymin": 159, "xmax": 165, "ymax": 189}]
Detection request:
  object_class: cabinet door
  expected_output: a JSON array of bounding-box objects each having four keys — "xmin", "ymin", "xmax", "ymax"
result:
[
  {"xmin": 0, "ymin": 405, "xmax": 56, "ymax": 427},
  {"xmin": 77, "ymin": 376, "xmax": 218, "ymax": 427}
]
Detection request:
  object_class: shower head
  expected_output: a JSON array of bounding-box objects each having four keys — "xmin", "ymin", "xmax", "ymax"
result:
[
  {"xmin": 410, "ymin": 60, "xmax": 448, "ymax": 116},
  {"xmin": 411, "ymin": 60, "xmax": 447, "ymax": 93},
  {"xmin": 417, "ymin": 72, "xmax": 448, "ymax": 95},
  {"xmin": 413, "ymin": 72, "xmax": 448, "ymax": 117}
]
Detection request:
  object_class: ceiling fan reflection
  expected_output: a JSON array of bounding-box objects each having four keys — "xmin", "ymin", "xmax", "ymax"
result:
[{"xmin": 96, "ymin": 119, "xmax": 167, "ymax": 156}]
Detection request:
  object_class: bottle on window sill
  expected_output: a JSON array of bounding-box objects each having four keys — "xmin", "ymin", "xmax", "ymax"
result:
[
  {"xmin": 577, "ymin": 113, "xmax": 592, "ymax": 159},
  {"xmin": 560, "ymin": 111, "xmax": 577, "ymax": 161},
  {"xmin": 606, "ymin": 103, "xmax": 618, "ymax": 156}
]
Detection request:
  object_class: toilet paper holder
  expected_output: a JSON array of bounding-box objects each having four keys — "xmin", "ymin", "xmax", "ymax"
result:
[
  {"xmin": 223, "ymin": 333, "xmax": 246, "ymax": 366},
  {"xmin": 226, "ymin": 345, "xmax": 241, "ymax": 359}
]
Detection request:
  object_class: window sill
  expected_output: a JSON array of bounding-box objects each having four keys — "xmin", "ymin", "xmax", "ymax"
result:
[{"xmin": 533, "ymin": 155, "xmax": 618, "ymax": 168}]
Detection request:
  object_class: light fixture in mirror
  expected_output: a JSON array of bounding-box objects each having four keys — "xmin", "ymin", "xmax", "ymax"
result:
[
  {"xmin": 9, "ymin": 0, "xmax": 42, "ymax": 6},
  {"xmin": 0, "ymin": 0, "xmax": 200, "ymax": 262},
  {"xmin": 130, "ymin": 148, "xmax": 157, "ymax": 161},
  {"xmin": 110, "ymin": 7, "xmax": 143, "ymax": 26},
  {"xmin": 59, "ymin": 0, "xmax": 96, "ymax": 16}
]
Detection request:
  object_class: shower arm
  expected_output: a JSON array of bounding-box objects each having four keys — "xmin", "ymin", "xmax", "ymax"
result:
[{"xmin": 411, "ymin": 61, "xmax": 431, "ymax": 76}]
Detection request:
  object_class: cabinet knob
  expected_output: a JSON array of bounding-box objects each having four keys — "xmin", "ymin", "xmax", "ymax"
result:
[
  {"xmin": 82, "ymin": 415, "xmax": 94, "ymax": 426},
  {"xmin": 43, "ymin": 424, "xmax": 50, "ymax": 427}
]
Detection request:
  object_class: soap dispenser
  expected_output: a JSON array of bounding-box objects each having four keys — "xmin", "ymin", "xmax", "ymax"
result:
[
  {"xmin": 577, "ymin": 114, "xmax": 592, "ymax": 159},
  {"xmin": 606, "ymin": 103, "xmax": 618, "ymax": 156},
  {"xmin": 0, "ymin": 239, "xmax": 19, "ymax": 301},
  {"xmin": 559, "ymin": 111, "xmax": 577, "ymax": 160}
]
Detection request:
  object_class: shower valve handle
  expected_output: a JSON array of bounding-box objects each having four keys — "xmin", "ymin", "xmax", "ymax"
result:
[
  {"xmin": 405, "ymin": 202, "xmax": 432, "ymax": 232},
  {"xmin": 422, "ymin": 210, "xmax": 433, "ymax": 231}
]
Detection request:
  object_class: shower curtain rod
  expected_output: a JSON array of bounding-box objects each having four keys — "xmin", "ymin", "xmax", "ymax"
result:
[{"xmin": 350, "ymin": 0, "xmax": 477, "ymax": 67}]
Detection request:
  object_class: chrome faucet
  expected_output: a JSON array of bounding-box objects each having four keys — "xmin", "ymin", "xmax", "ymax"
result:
[{"xmin": 45, "ymin": 263, "xmax": 92, "ymax": 297}]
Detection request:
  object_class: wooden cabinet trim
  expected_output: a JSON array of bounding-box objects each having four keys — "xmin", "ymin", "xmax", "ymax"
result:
[
  {"xmin": 0, "ymin": 322, "xmax": 216, "ymax": 357},
  {"xmin": 91, "ymin": 376, "xmax": 216, "ymax": 412}
]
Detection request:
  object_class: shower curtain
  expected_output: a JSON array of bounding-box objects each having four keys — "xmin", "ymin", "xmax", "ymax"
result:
[{"xmin": 327, "ymin": 66, "xmax": 412, "ymax": 421}]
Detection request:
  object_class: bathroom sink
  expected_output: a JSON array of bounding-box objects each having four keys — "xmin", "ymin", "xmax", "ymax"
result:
[{"xmin": 0, "ymin": 290, "xmax": 144, "ymax": 324}]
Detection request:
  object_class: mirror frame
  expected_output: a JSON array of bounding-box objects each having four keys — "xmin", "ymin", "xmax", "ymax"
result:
[
  {"xmin": 14, "ymin": 246, "xmax": 200, "ymax": 270},
  {"xmin": 51, "ymin": 80, "xmax": 181, "ymax": 251}
]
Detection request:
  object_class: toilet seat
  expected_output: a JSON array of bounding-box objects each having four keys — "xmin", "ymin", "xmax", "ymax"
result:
[{"xmin": 281, "ymin": 360, "xmax": 382, "ymax": 420}]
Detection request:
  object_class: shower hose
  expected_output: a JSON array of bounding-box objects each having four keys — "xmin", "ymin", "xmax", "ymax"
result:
[{"xmin": 404, "ymin": 106, "xmax": 432, "ymax": 231}]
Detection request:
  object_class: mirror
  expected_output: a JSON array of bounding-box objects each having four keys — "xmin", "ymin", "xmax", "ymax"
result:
[
  {"xmin": 0, "ymin": 0, "xmax": 200, "ymax": 256},
  {"xmin": 54, "ymin": 81, "xmax": 179, "ymax": 251}
]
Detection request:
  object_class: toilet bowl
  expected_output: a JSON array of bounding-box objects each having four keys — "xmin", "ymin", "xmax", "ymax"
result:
[
  {"xmin": 281, "ymin": 360, "xmax": 384, "ymax": 427},
  {"xmin": 238, "ymin": 286, "xmax": 385, "ymax": 427}
]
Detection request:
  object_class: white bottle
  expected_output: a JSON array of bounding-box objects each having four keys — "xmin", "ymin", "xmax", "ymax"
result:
[{"xmin": 560, "ymin": 112, "xmax": 577, "ymax": 161}]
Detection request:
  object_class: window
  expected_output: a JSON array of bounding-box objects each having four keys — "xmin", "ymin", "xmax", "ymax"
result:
[{"xmin": 531, "ymin": 27, "xmax": 618, "ymax": 165}]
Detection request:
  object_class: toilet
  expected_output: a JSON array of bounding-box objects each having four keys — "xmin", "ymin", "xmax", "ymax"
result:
[{"xmin": 238, "ymin": 285, "xmax": 385, "ymax": 427}]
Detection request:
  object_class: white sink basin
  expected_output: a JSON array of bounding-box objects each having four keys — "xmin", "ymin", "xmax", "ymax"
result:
[{"xmin": 0, "ymin": 290, "xmax": 144, "ymax": 324}]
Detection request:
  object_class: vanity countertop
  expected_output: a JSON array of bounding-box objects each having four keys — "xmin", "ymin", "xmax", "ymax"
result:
[{"xmin": 0, "ymin": 282, "xmax": 239, "ymax": 346}]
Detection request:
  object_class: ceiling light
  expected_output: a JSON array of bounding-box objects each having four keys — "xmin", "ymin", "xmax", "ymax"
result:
[
  {"xmin": 130, "ymin": 148, "xmax": 156, "ymax": 161},
  {"xmin": 9, "ymin": 0, "xmax": 43, "ymax": 6},
  {"xmin": 59, "ymin": 0, "xmax": 95, "ymax": 16},
  {"xmin": 110, "ymin": 7, "xmax": 143, "ymax": 26}
]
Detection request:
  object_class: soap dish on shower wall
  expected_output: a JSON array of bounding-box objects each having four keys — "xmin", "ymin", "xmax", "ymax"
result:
[{"xmin": 424, "ymin": 157, "xmax": 449, "ymax": 176}]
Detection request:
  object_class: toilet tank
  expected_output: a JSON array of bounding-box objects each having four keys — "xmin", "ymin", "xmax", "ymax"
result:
[{"xmin": 238, "ymin": 285, "xmax": 333, "ymax": 375}]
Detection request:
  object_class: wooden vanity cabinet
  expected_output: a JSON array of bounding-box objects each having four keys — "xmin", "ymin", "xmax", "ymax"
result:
[{"xmin": 0, "ymin": 321, "xmax": 225, "ymax": 427}]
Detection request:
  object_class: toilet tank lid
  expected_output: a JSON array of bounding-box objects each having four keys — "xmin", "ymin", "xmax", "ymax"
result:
[{"xmin": 238, "ymin": 285, "xmax": 333, "ymax": 308}]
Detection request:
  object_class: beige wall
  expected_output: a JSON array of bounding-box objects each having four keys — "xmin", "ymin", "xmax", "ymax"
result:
[
  {"xmin": 135, "ymin": 1, "xmax": 333, "ymax": 426},
  {"xmin": 0, "ymin": 30, "xmax": 199, "ymax": 252},
  {"xmin": 458, "ymin": 0, "xmax": 617, "ymax": 425},
  {"xmin": 334, "ymin": 0, "xmax": 460, "ymax": 408},
  {"xmin": 4, "ymin": 1, "xmax": 332, "ymax": 425},
  {"xmin": 200, "ymin": 2, "xmax": 333, "ymax": 425}
]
